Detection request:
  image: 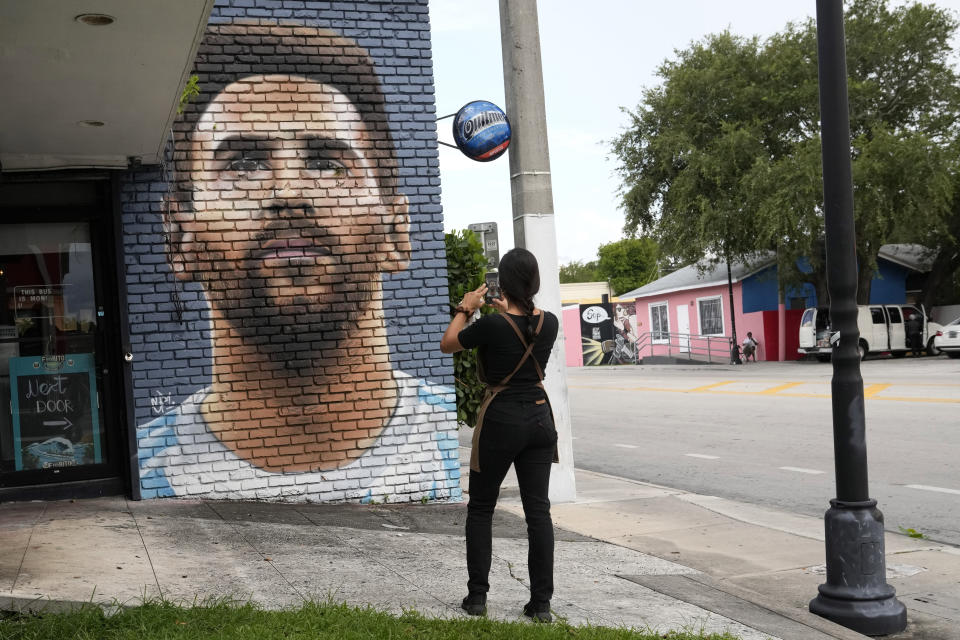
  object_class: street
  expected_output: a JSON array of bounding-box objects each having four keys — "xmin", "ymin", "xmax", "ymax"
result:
[{"xmin": 566, "ymin": 357, "xmax": 960, "ymax": 547}]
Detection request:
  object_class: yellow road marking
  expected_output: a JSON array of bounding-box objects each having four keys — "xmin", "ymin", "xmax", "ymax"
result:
[
  {"xmin": 570, "ymin": 384, "xmax": 689, "ymax": 393},
  {"xmin": 873, "ymin": 396, "xmax": 960, "ymax": 404},
  {"xmin": 687, "ymin": 381, "xmax": 736, "ymax": 392},
  {"xmin": 776, "ymin": 392, "xmax": 833, "ymax": 399},
  {"xmin": 568, "ymin": 383, "xmax": 960, "ymax": 404},
  {"xmin": 863, "ymin": 383, "xmax": 891, "ymax": 398},
  {"xmin": 761, "ymin": 382, "xmax": 805, "ymax": 395},
  {"xmin": 862, "ymin": 382, "xmax": 960, "ymax": 388}
]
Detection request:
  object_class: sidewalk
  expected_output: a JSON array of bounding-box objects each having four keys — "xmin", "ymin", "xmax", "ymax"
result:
[
  {"xmin": 496, "ymin": 466, "xmax": 960, "ymax": 640},
  {"xmin": 0, "ymin": 449, "xmax": 955, "ymax": 640}
]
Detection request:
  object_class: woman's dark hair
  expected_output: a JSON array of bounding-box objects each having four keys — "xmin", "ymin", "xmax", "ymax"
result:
[{"xmin": 498, "ymin": 248, "xmax": 541, "ymax": 342}]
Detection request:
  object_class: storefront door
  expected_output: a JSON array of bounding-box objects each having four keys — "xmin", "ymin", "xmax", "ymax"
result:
[{"xmin": 0, "ymin": 183, "xmax": 126, "ymax": 497}]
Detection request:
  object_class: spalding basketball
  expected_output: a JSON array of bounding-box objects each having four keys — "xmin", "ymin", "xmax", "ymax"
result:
[{"xmin": 452, "ymin": 100, "xmax": 511, "ymax": 162}]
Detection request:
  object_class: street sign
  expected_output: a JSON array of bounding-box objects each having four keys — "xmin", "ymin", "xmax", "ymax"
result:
[{"xmin": 468, "ymin": 222, "xmax": 500, "ymax": 270}]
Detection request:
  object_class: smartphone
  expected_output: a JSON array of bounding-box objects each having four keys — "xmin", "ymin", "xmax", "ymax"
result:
[{"xmin": 484, "ymin": 271, "xmax": 500, "ymax": 304}]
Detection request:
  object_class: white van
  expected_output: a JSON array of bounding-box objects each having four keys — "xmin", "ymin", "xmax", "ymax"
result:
[{"xmin": 798, "ymin": 304, "xmax": 943, "ymax": 360}]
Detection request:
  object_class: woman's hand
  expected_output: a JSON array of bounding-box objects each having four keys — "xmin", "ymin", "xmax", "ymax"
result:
[
  {"xmin": 488, "ymin": 294, "xmax": 508, "ymax": 313},
  {"xmin": 459, "ymin": 284, "xmax": 487, "ymax": 314},
  {"xmin": 442, "ymin": 283, "xmax": 488, "ymax": 354}
]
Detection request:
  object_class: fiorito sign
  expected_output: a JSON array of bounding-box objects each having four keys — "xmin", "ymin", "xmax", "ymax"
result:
[
  {"xmin": 452, "ymin": 100, "xmax": 511, "ymax": 162},
  {"xmin": 9, "ymin": 353, "xmax": 102, "ymax": 470}
]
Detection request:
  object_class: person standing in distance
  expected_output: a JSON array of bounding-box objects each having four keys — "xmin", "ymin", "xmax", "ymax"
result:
[
  {"xmin": 906, "ymin": 313, "xmax": 923, "ymax": 357},
  {"xmin": 440, "ymin": 248, "xmax": 560, "ymax": 622}
]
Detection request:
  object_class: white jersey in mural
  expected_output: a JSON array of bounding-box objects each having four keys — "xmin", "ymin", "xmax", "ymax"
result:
[{"xmin": 138, "ymin": 373, "xmax": 461, "ymax": 503}]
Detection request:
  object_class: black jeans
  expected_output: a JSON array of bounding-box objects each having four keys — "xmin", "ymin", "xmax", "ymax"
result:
[{"xmin": 466, "ymin": 397, "xmax": 557, "ymax": 606}]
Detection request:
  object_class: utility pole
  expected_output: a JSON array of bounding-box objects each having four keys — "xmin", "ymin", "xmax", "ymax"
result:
[
  {"xmin": 809, "ymin": 0, "xmax": 906, "ymax": 634},
  {"xmin": 499, "ymin": 0, "xmax": 575, "ymax": 502}
]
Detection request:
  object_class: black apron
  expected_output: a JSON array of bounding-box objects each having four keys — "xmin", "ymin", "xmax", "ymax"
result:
[{"xmin": 470, "ymin": 311, "xmax": 560, "ymax": 473}]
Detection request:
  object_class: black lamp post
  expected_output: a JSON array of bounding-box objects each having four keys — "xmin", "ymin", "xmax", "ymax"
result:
[
  {"xmin": 726, "ymin": 255, "xmax": 741, "ymax": 365},
  {"xmin": 809, "ymin": 1, "xmax": 906, "ymax": 634}
]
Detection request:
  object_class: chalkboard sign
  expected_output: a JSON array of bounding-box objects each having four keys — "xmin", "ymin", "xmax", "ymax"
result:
[{"xmin": 9, "ymin": 354, "xmax": 102, "ymax": 471}]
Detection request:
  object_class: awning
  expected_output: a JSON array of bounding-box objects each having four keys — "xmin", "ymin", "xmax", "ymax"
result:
[{"xmin": 0, "ymin": 0, "xmax": 214, "ymax": 171}]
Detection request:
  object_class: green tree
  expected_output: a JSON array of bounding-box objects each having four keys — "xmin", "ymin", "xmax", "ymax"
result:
[
  {"xmin": 596, "ymin": 237, "xmax": 660, "ymax": 296},
  {"xmin": 444, "ymin": 229, "xmax": 492, "ymax": 427},
  {"xmin": 611, "ymin": 31, "xmax": 768, "ymax": 273},
  {"xmin": 611, "ymin": 30, "xmax": 769, "ymax": 344},
  {"xmin": 612, "ymin": 0, "xmax": 959, "ymax": 306},
  {"xmin": 754, "ymin": 0, "xmax": 957, "ymax": 303},
  {"xmin": 559, "ymin": 260, "xmax": 600, "ymax": 283},
  {"xmin": 919, "ymin": 160, "xmax": 960, "ymax": 308}
]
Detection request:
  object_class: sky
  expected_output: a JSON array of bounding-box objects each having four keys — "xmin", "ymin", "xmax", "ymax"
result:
[{"xmin": 427, "ymin": 0, "xmax": 960, "ymax": 266}]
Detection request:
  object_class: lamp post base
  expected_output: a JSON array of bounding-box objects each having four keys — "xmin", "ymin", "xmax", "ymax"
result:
[
  {"xmin": 730, "ymin": 344, "xmax": 742, "ymax": 365},
  {"xmin": 809, "ymin": 499, "xmax": 907, "ymax": 635}
]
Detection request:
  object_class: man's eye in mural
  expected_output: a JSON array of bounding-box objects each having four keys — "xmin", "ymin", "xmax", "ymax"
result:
[
  {"xmin": 303, "ymin": 156, "xmax": 348, "ymax": 179},
  {"xmin": 220, "ymin": 154, "xmax": 349, "ymax": 183},
  {"xmin": 226, "ymin": 157, "xmax": 270, "ymax": 175}
]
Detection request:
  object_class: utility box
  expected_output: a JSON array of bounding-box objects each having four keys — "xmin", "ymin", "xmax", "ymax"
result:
[{"xmin": 467, "ymin": 222, "xmax": 500, "ymax": 270}]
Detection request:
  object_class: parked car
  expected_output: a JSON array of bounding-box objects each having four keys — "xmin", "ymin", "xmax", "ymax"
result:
[
  {"xmin": 933, "ymin": 317, "xmax": 960, "ymax": 359},
  {"xmin": 798, "ymin": 304, "xmax": 943, "ymax": 361}
]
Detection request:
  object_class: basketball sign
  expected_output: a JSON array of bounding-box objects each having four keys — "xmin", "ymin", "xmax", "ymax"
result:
[{"xmin": 452, "ymin": 101, "xmax": 511, "ymax": 162}]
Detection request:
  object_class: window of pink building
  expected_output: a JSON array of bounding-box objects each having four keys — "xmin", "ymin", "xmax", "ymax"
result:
[{"xmin": 697, "ymin": 296, "xmax": 724, "ymax": 335}]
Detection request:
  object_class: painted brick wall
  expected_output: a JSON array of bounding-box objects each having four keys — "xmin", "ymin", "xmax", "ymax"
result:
[{"xmin": 120, "ymin": 0, "xmax": 460, "ymax": 503}]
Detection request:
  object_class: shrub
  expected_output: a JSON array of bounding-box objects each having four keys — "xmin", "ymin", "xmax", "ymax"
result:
[{"xmin": 444, "ymin": 229, "xmax": 493, "ymax": 427}]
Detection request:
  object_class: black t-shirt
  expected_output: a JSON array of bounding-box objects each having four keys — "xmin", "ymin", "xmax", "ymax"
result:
[{"xmin": 458, "ymin": 311, "xmax": 559, "ymax": 401}]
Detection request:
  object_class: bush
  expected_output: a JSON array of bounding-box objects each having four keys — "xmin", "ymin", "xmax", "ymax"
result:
[{"xmin": 444, "ymin": 229, "xmax": 493, "ymax": 427}]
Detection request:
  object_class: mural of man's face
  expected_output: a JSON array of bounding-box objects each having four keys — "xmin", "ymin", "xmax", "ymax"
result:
[{"xmin": 169, "ymin": 74, "xmax": 409, "ymax": 335}]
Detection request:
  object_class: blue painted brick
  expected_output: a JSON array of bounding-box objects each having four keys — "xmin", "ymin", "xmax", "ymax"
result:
[{"xmin": 141, "ymin": 476, "xmax": 171, "ymax": 489}]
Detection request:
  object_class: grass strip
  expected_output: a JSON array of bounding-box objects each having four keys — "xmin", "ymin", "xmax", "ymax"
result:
[{"xmin": 0, "ymin": 599, "xmax": 745, "ymax": 640}]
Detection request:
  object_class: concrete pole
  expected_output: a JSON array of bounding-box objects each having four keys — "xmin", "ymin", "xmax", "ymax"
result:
[{"xmin": 499, "ymin": 0, "xmax": 576, "ymax": 502}]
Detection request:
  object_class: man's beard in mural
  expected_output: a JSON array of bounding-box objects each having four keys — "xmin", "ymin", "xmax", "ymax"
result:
[{"xmin": 188, "ymin": 204, "xmax": 380, "ymax": 365}]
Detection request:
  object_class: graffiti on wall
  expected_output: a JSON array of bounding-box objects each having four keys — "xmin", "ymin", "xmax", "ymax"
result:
[
  {"xmin": 133, "ymin": 16, "xmax": 460, "ymax": 502},
  {"xmin": 150, "ymin": 390, "xmax": 172, "ymax": 416},
  {"xmin": 580, "ymin": 303, "xmax": 638, "ymax": 365},
  {"xmin": 612, "ymin": 303, "xmax": 639, "ymax": 363},
  {"xmin": 580, "ymin": 304, "xmax": 613, "ymax": 365}
]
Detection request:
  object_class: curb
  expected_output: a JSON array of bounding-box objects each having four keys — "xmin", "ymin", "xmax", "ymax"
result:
[
  {"xmin": 620, "ymin": 574, "xmax": 869, "ymax": 640},
  {"xmin": 0, "ymin": 594, "xmax": 127, "ymax": 617}
]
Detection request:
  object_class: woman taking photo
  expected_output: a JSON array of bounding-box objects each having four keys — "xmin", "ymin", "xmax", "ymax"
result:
[{"xmin": 440, "ymin": 248, "xmax": 560, "ymax": 622}]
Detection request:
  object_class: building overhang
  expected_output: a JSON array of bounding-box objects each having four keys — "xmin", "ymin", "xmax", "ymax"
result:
[{"xmin": 0, "ymin": 1, "xmax": 214, "ymax": 172}]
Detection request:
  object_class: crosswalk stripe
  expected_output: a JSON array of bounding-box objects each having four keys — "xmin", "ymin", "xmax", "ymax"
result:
[
  {"xmin": 779, "ymin": 466, "xmax": 825, "ymax": 475},
  {"xmin": 906, "ymin": 484, "xmax": 960, "ymax": 496}
]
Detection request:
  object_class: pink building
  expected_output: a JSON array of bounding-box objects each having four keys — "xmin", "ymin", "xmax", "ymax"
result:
[
  {"xmin": 562, "ymin": 257, "xmax": 805, "ymax": 366},
  {"xmin": 562, "ymin": 305, "xmax": 584, "ymax": 367}
]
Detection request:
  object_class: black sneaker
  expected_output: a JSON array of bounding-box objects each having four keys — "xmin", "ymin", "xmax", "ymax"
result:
[
  {"xmin": 461, "ymin": 594, "xmax": 486, "ymax": 616},
  {"xmin": 522, "ymin": 601, "xmax": 552, "ymax": 623}
]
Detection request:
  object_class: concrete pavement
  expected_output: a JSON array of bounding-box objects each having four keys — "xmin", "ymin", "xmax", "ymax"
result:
[
  {"xmin": 505, "ymin": 468, "xmax": 960, "ymax": 639},
  {"xmin": 0, "ymin": 444, "xmax": 956, "ymax": 639}
]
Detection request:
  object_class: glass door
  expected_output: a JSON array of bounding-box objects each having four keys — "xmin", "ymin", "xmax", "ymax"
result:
[{"xmin": 0, "ymin": 222, "xmax": 111, "ymax": 484}]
